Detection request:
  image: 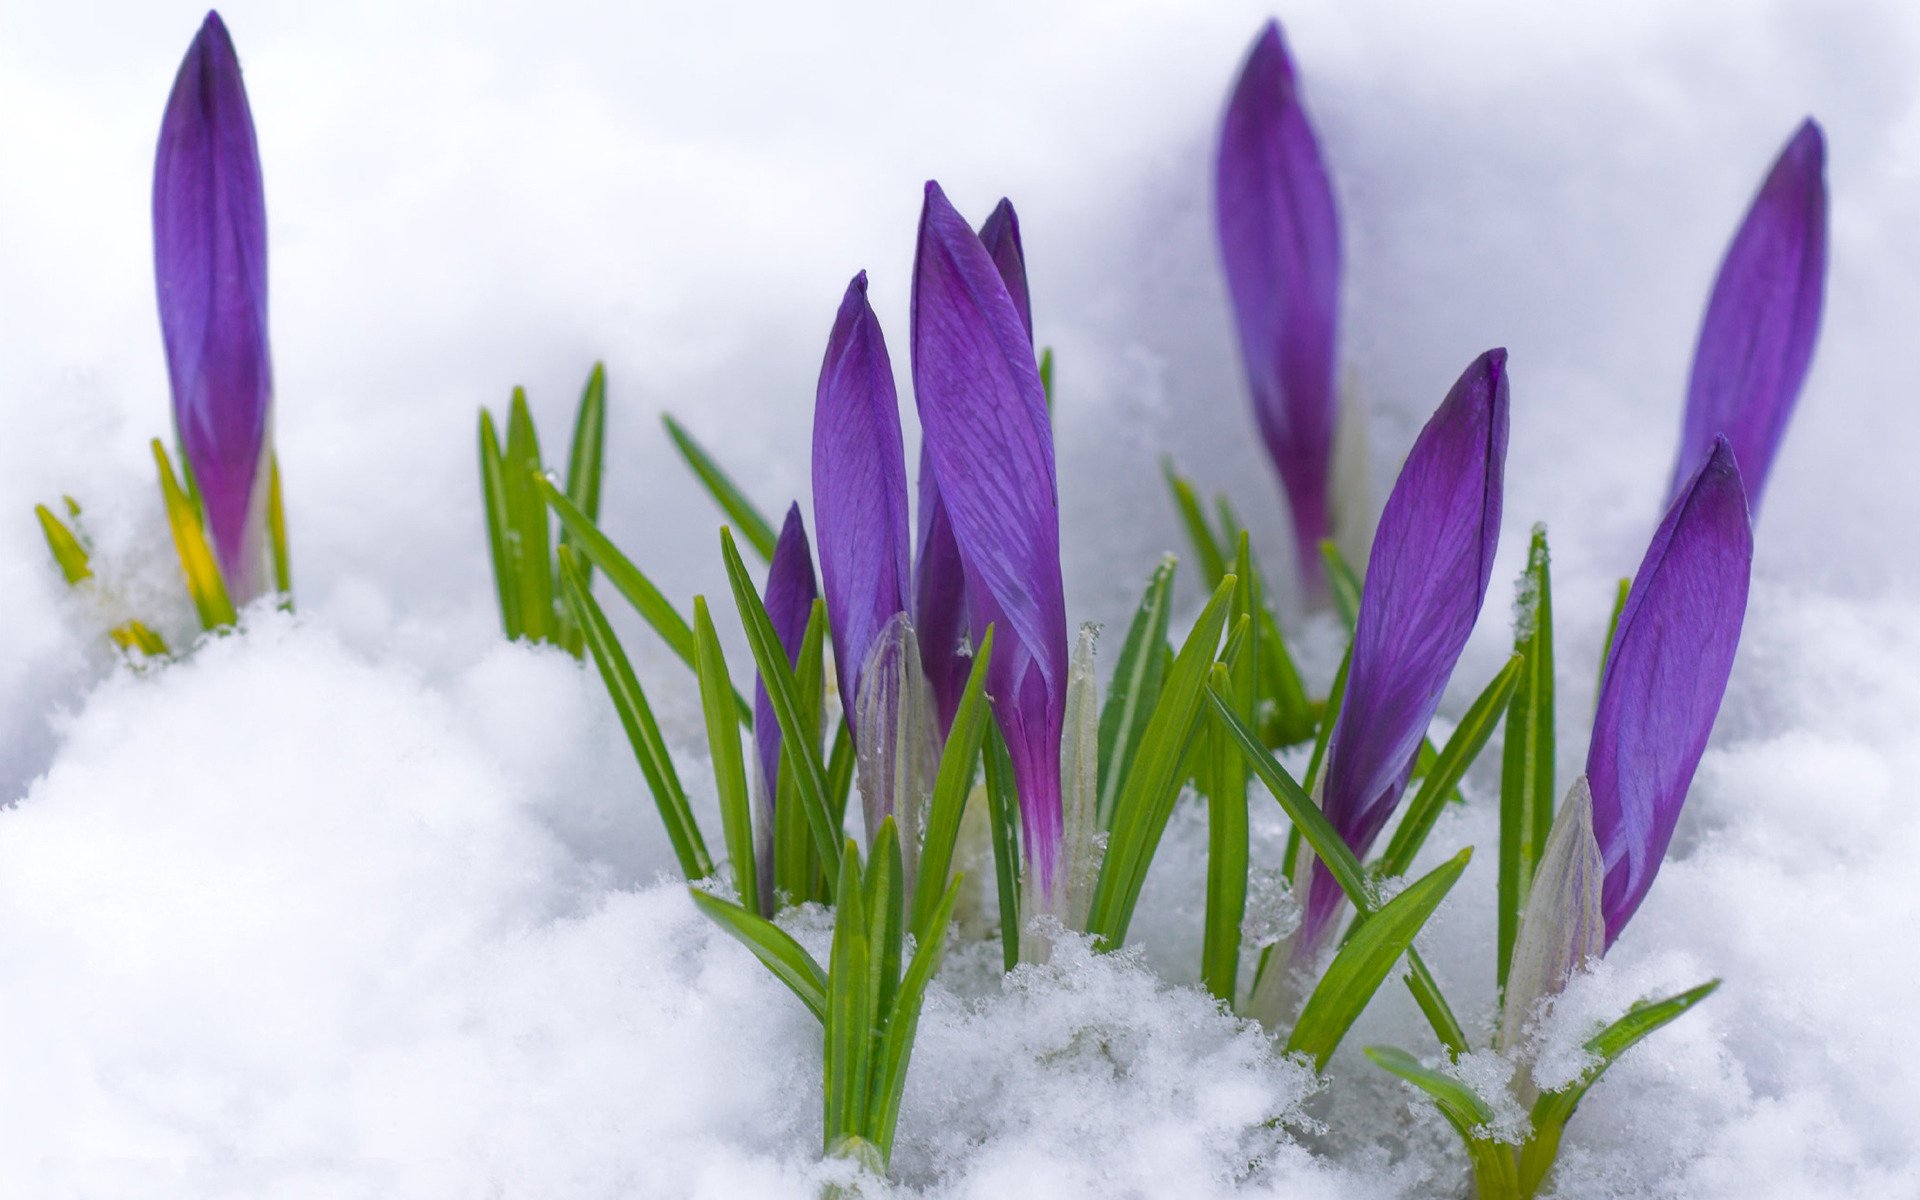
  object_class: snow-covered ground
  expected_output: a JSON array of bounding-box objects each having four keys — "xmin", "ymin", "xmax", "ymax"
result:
[{"xmin": 3, "ymin": 1, "xmax": 1918, "ymax": 1195}]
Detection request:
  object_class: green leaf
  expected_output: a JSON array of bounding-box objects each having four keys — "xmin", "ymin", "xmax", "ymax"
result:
[
  {"xmin": 1381, "ymin": 654, "xmax": 1524, "ymax": 879},
  {"xmin": 1318, "ymin": 538, "xmax": 1363, "ymax": 633},
  {"xmin": 913, "ymin": 627, "xmax": 995, "ymax": 939},
  {"xmin": 1365, "ymin": 1046, "xmax": 1520, "ymax": 1196},
  {"xmin": 1288, "ymin": 847, "xmax": 1472, "ymax": 1070},
  {"xmin": 1085, "ymin": 575, "xmax": 1236, "ymax": 948},
  {"xmin": 266, "ymin": 454, "xmax": 292, "ymax": 604},
  {"xmin": 982, "ymin": 727, "xmax": 1023, "ymax": 972},
  {"xmin": 563, "ymin": 364, "xmax": 608, "ymax": 535},
  {"xmin": 1096, "ymin": 557, "xmax": 1176, "ymax": 831},
  {"xmin": 1598, "ymin": 574, "xmax": 1631, "ymax": 691},
  {"xmin": 1500, "ymin": 525, "xmax": 1557, "ymax": 990},
  {"xmin": 1519, "ymin": 980, "xmax": 1720, "ymax": 1194},
  {"xmin": 539, "ymin": 476, "xmax": 754, "ymax": 723},
  {"xmin": 35, "ymin": 502, "xmax": 92, "ymax": 585},
  {"xmin": 864, "ymin": 820, "xmax": 905, "ymax": 1072},
  {"xmin": 1162, "ymin": 460, "xmax": 1228, "ymax": 588},
  {"xmin": 560, "ymin": 548, "xmax": 713, "ymax": 880},
  {"xmin": 1038, "ymin": 346, "xmax": 1055, "ymax": 410},
  {"xmin": 688, "ymin": 887, "xmax": 827, "ymax": 1023},
  {"xmin": 721, "ymin": 529, "xmax": 841, "ymax": 881},
  {"xmin": 825, "ymin": 842, "xmax": 872, "ymax": 1148},
  {"xmin": 152, "ymin": 439, "xmax": 237, "ymax": 631},
  {"xmin": 871, "ymin": 876, "xmax": 961, "ymax": 1164},
  {"xmin": 504, "ymin": 390, "xmax": 555, "ymax": 643},
  {"xmin": 663, "ymin": 413, "xmax": 779, "ymax": 562},
  {"xmin": 479, "ymin": 409, "xmax": 522, "ymax": 639},
  {"xmin": 694, "ymin": 596, "xmax": 759, "ymax": 915},
  {"xmin": 1206, "ymin": 687, "xmax": 1470, "ymax": 1056},
  {"xmin": 1202, "ymin": 661, "xmax": 1251, "ymax": 1006}
]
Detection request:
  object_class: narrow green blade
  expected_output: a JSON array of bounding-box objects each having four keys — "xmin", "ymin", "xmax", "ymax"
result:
[
  {"xmin": 721, "ymin": 529, "xmax": 841, "ymax": 880},
  {"xmin": 871, "ymin": 876, "xmax": 960, "ymax": 1165},
  {"xmin": 1365, "ymin": 1046, "xmax": 1520, "ymax": 1193},
  {"xmin": 35, "ymin": 503, "xmax": 93, "ymax": 584},
  {"xmin": 559, "ymin": 548, "xmax": 713, "ymax": 879},
  {"xmin": 1085, "ymin": 575, "xmax": 1236, "ymax": 948},
  {"xmin": 152, "ymin": 440, "xmax": 237, "ymax": 631},
  {"xmin": 1095, "ymin": 557, "xmax": 1176, "ymax": 831},
  {"xmin": 912, "ymin": 627, "xmax": 995, "ymax": 939},
  {"xmin": 825, "ymin": 843, "xmax": 872, "ymax": 1148},
  {"xmin": 1597, "ymin": 575, "xmax": 1631, "ymax": 690},
  {"xmin": 1162, "ymin": 459, "xmax": 1228, "ymax": 588},
  {"xmin": 504, "ymin": 390, "xmax": 554, "ymax": 643},
  {"xmin": 663, "ymin": 413, "xmax": 778, "ymax": 562},
  {"xmin": 1317, "ymin": 539, "xmax": 1363, "ymax": 632},
  {"xmin": 688, "ymin": 887, "xmax": 828, "ymax": 1022},
  {"xmin": 694, "ymin": 597, "xmax": 759, "ymax": 914},
  {"xmin": 479, "ymin": 409, "xmax": 522, "ymax": 639},
  {"xmin": 1287, "ymin": 847, "xmax": 1471, "ymax": 1070},
  {"xmin": 982, "ymin": 728, "xmax": 1023, "ymax": 972},
  {"xmin": 267, "ymin": 454, "xmax": 293, "ymax": 605},
  {"xmin": 1500, "ymin": 525, "xmax": 1557, "ymax": 990}
]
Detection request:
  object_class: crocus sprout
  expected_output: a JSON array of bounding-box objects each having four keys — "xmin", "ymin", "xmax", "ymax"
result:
[
  {"xmin": 154, "ymin": 10, "xmax": 275, "ymax": 602},
  {"xmin": 1593, "ymin": 436, "xmax": 1753, "ymax": 944},
  {"xmin": 1669, "ymin": 120, "xmax": 1827, "ymax": 515},
  {"xmin": 754, "ymin": 505, "xmax": 822, "ymax": 809},
  {"xmin": 1300, "ymin": 349, "xmax": 1509, "ymax": 954},
  {"xmin": 912, "ymin": 180, "xmax": 1069, "ymax": 905},
  {"xmin": 1216, "ymin": 18, "xmax": 1341, "ymax": 594}
]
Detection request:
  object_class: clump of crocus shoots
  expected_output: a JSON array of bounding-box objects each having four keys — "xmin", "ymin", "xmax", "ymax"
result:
[{"xmin": 36, "ymin": 10, "xmax": 291, "ymax": 647}]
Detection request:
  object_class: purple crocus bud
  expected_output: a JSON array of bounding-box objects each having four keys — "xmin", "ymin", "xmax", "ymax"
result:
[
  {"xmin": 154, "ymin": 11, "xmax": 274, "ymax": 601},
  {"xmin": 917, "ymin": 197, "xmax": 1036, "ymax": 735},
  {"xmin": 911, "ymin": 180, "xmax": 1069, "ymax": 902},
  {"xmin": 754, "ymin": 505, "xmax": 822, "ymax": 804},
  {"xmin": 1668, "ymin": 120, "xmax": 1826, "ymax": 517},
  {"xmin": 1592, "ymin": 437, "xmax": 1751, "ymax": 946},
  {"xmin": 1215, "ymin": 18, "xmax": 1341, "ymax": 593},
  {"xmin": 812, "ymin": 272, "xmax": 913, "ymax": 734},
  {"xmin": 1299, "ymin": 349, "xmax": 1510, "ymax": 953}
]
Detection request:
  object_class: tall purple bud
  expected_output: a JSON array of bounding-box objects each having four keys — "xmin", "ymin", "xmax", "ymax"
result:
[
  {"xmin": 154, "ymin": 11, "xmax": 274, "ymax": 601},
  {"xmin": 917, "ymin": 197, "xmax": 1036, "ymax": 734},
  {"xmin": 1592, "ymin": 437, "xmax": 1752, "ymax": 946},
  {"xmin": 911, "ymin": 181, "xmax": 1069, "ymax": 901},
  {"xmin": 1300, "ymin": 350, "xmax": 1509, "ymax": 953},
  {"xmin": 1669, "ymin": 120, "xmax": 1826, "ymax": 516},
  {"xmin": 1216, "ymin": 19, "xmax": 1341, "ymax": 594},
  {"xmin": 812, "ymin": 272, "xmax": 913, "ymax": 730},
  {"xmin": 754, "ymin": 506, "xmax": 821, "ymax": 804}
]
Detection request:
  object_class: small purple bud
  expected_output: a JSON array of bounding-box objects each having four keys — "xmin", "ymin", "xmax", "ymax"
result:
[
  {"xmin": 754, "ymin": 505, "xmax": 821, "ymax": 806},
  {"xmin": 911, "ymin": 181, "xmax": 1068, "ymax": 902},
  {"xmin": 154, "ymin": 11, "xmax": 273, "ymax": 600},
  {"xmin": 1669, "ymin": 120, "xmax": 1826, "ymax": 516},
  {"xmin": 1215, "ymin": 18, "xmax": 1341, "ymax": 593},
  {"xmin": 1300, "ymin": 350, "xmax": 1509, "ymax": 953},
  {"xmin": 1592, "ymin": 437, "xmax": 1752, "ymax": 946}
]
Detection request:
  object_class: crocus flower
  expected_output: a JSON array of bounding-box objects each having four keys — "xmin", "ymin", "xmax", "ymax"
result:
[
  {"xmin": 1668, "ymin": 120, "xmax": 1826, "ymax": 516},
  {"xmin": 754, "ymin": 505, "xmax": 821, "ymax": 806},
  {"xmin": 1592, "ymin": 437, "xmax": 1752, "ymax": 945},
  {"xmin": 911, "ymin": 181, "xmax": 1069, "ymax": 902},
  {"xmin": 1299, "ymin": 349, "xmax": 1510, "ymax": 953},
  {"xmin": 812, "ymin": 272, "xmax": 913, "ymax": 730},
  {"xmin": 154, "ymin": 11, "xmax": 274, "ymax": 601},
  {"xmin": 917, "ymin": 197, "xmax": 1036, "ymax": 734},
  {"xmin": 1216, "ymin": 18, "xmax": 1341, "ymax": 594}
]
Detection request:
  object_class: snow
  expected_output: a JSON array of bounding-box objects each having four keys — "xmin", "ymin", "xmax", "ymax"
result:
[{"xmin": 4, "ymin": 0, "xmax": 1920, "ymax": 1195}]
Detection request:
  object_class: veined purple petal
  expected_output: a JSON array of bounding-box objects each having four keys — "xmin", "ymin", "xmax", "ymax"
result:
[
  {"xmin": 1592, "ymin": 437, "xmax": 1751, "ymax": 947},
  {"xmin": 914, "ymin": 455, "xmax": 970, "ymax": 736},
  {"xmin": 1300, "ymin": 349, "xmax": 1509, "ymax": 951},
  {"xmin": 1669, "ymin": 120, "xmax": 1826, "ymax": 517},
  {"xmin": 1216, "ymin": 18, "xmax": 1340, "ymax": 591},
  {"xmin": 154, "ymin": 11, "xmax": 273, "ymax": 600},
  {"xmin": 812, "ymin": 272, "xmax": 912, "ymax": 736},
  {"xmin": 915, "ymin": 197, "xmax": 1036, "ymax": 734},
  {"xmin": 977, "ymin": 198, "xmax": 1033, "ymax": 344},
  {"xmin": 754, "ymin": 505, "xmax": 821, "ymax": 804},
  {"xmin": 911, "ymin": 180, "xmax": 1068, "ymax": 900}
]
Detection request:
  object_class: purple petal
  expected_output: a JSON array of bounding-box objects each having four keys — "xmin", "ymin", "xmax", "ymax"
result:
[
  {"xmin": 1301, "ymin": 349, "xmax": 1509, "ymax": 950},
  {"xmin": 913, "ymin": 454, "xmax": 970, "ymax": 736},
  {"xmin": 1669, "ymin": 119, "xmax": 1826, "ymax": 517},
  {"xmin": 977, "ymin": 198, "xmax": 1033, "ymax": 344},
  {"xmin": 911, "ymin": 180, "xmax": 1068, "ymax": 900},
  {"xmin": 154, "ymin": 11, "xmax": 273, "ymax": 600},
  {"xmin": 1591, "ymin": 437, "xmax": 1752, "ymax": 946},
  {"xmin": 812, "ymin": 271, "xmax": 912, "ymax": 735},
  {"xmin": 1215, "ymin": 18, "xmax": 1341, "ymax": 590},
  {"xmin": 754, "ymin": 505, "xmax": 821, "ymax": 804}
]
